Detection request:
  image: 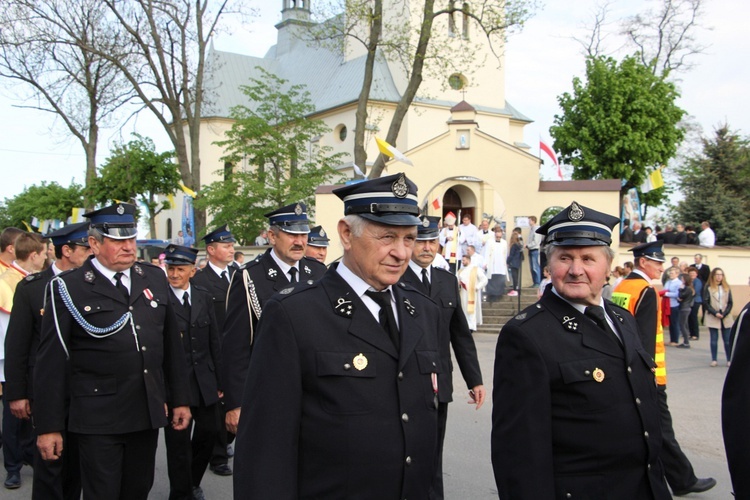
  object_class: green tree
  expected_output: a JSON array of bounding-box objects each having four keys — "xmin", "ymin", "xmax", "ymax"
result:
[
  {"xmin": 550, "ymin": 55, "xmax": 685, "ymax": 212},
  {"xmin": 674, "ymin": 125, "xmax": 750, "ymax": 246},
  {"xmin": 87, "ymin": 134, "xmax": 180, "ymax": 238},
  {"xmin": 1, "ymin": 181, "xmax": 84, "ymax": 229},
  {"xmin": 196, "ymin": 69, "xmax": 346, "ymax": 245}
]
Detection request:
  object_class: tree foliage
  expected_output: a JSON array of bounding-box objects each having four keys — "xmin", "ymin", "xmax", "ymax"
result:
[
  {"xmin": 87, "ymin": 134, "xmax": 180, "ymax": 238},
  {"xmin": 196, "ymin": 69, "xmax": 346, "ymax": 245},
  {"xmin": 0, "ymin": 181, "xmax": 84, "ymax": 229},
  {"xmin": 674, "ymin": 125, "xmax": 750, "ymax": 246},
  {"xmin": 0, "ymin": 0, "xmax": 136, "ymax": 205},
  {"xmin": 550, "ymin": 55, "xmax": 685, "ymax": 209}
]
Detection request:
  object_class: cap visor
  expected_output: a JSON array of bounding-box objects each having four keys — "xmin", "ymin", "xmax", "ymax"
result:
[
  {"xmin": 276, "ymin": 224, "xmax": 310, "ymax": 235},
  {"xmin": 95, "ymin": 227, "xmax": 137, "ymax": 240},
  {"xmin": 547, "ymin": 237, "xmax": 610, "ymax": 247},
  {"xmin": 359, "ymin": 213, "xmax": 422, "ymax": 226}
]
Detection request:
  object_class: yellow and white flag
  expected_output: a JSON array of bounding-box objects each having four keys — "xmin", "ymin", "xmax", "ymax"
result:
[
  {"xmin": 375, "ymin": 137, "xmax": 413, "ymax": 166},
  {"xmin": 640, "ymin": 167, "xmax": 665, "ymax": 193}
]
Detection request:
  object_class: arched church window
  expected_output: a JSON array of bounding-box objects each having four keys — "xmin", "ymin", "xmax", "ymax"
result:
[{"xmin": 462, "ymin": 3, "xmax": 470, "ymax": 39}]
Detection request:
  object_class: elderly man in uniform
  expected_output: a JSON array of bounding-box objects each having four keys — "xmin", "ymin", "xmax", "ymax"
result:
[
  {"xmin": 162, "ymin": 244, "xmax": 222, "ymax": 500},
  {"xmin": 191, "ymin": 224, "xmax": 236, "ymax": 476},
  {"xmin": 233, "ymin": 173, "xmax": 441, "ymax": 499},
  {"xmin": 305, "ymin": 225, "xmax": 330, "ymax": 264},
  {"xmin": 401, "ymin": 214, "xmax": 484, "ymax": 499},
  {"xmin": 491, "ymin": 202, "xmax": 670, "ymax": 500},
  {"xmin": 34, "ymin": 203, "xmax": 191, "ymax": 500},
  {"xmin": 221, "ymin": 202, "xmax": 326, "ymax": 435},
  {"xmin": 612, "ymin": 241, "xmax": 716, "ymax": 496},
  {"xmin": 723, "ymin": 298, "xmax": 750, "ymax": 498},
  {"xmin": 4, "ymin": 223, "xmax": 90, "ymax": 497}
]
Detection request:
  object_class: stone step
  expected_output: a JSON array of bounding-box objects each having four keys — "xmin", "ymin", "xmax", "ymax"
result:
[{"xmin": 473, "ymin": 288, "xmax": 540, "ymax": 332}]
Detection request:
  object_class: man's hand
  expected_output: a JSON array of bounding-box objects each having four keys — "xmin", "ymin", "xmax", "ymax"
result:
[
  {"xmin": 468, "ymin": 385, "xmax": 486, "ymax": 410},
  {"xmin": 226, "ymin": 407, "xmax": 241, "ymax": 434},
  {"xmin": 38, "ymin": 432, "xmax": 63, "ymax": 461},
  {"xmin": 10, "ymin": 399, "xmax": 31, "ymax": 419},
  {"xmin": 171, "ymin": 406, "xmax": 192, "ymax": 431}
]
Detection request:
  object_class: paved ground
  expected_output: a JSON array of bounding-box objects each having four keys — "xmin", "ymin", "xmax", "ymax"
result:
[{"xmin": 0, "ymin": 327, "xmax": 734, "ymax": 498}]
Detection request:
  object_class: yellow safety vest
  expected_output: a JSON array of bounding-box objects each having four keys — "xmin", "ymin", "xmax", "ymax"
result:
[{"xmin": 612, "ymin": 279, "xmax": 666, "ymax": 385}]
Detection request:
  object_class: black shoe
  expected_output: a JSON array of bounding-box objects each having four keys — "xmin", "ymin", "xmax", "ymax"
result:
[
  {"xmin": 209, "ymin": 463, "xmax": 233, "ymax": 476},
  {"xmin": 673, "ymin": 477, "xmax": 717, "ymax": 496},
  {"xmin": 676, "ymin": 343, "xmax": 691, "ymax": 348},
  {"xmin": 192, "ymin": 485, "xmax": 207, "ymax": 500},
  {"xmin": 4, "ymin": 472, "xmax": 21, "ymax": 489}
]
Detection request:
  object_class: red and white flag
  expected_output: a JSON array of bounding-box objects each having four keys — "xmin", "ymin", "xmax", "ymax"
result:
[{"xmin": 540, "ymin": 140, "xmax": 563, "ymax": 180}]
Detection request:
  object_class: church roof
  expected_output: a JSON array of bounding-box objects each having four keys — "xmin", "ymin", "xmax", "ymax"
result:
[{"xmin": 203, "ymin": 44, "xmax": 532, "ymax": 123}]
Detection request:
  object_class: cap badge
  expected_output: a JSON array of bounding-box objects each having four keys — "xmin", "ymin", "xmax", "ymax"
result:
[
  {"xmin": 334, "ymin": 297, "xmax": 354, "ymax": 317},
  {"xmin": 319, "ymin": 228, "xmax": 326, "ymax": 237},
  {"xmin": 353, "ymin": 353, "xmax": 368, "ymax": 371},
  {"xmin": 422, "ymin": 217, "xmax": 430, "ymax": 228},
  {"xmin": 568, "ymin": 202, "xmax": 584, "ymax": 222},
  {"xmin": 294, "ymin": 203, "xmax": 303, "ymax": 216},
  {"xmin": 116, "ymin": 204, "xmax": 125, "ymax": 215},
  {"xmin": 592, "ymin": 367, "xmax": 605, "ymax": 383},
  {"xmin": 392, "ymin": 174, "xmax": 408, "ymax": 199}
]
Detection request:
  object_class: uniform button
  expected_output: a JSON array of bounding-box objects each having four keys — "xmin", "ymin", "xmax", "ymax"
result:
[
  {"xmin": 129, "ymin": 306, "xmax": 134, "ymax": 311},
  {"xmin": 343, "ymin": 363, "xmax": 351, "ymax": 371},
  {"xmin": 644, "ymin": 431, "xmax": 649, "ymax": 439},
  {"xmin": 144, "ymin": 369, "xmax": 148, "ymax": 374},
  {"xmin": 432, "ymin": 361, "xmax": 437, "ymax": 368},
  {"xmin": 635, "ymin": 397, "xmax": 641, "ymax": 405},
  {"xmin": 647, "ymin": 464, "xmax": 651, "ymax": 471},
  {"xmin": 627, "ymin": 366, "xmax": 633, "ymax": 374},
  {"xmin": 448, "ymin": 301, "xmax": 453, "ymax": 306},
  {"xmin": 141, "ymin": 346, "xmax": 147, "ymax": 352},
  {"xmin": 398, "ymin": 372, "xmax": 404, "ymax": 380},
  {"xmin": 566, "ymin": 494, "xmax": 572, "ymax": 499},
  {"xmin": 401, "ymin": 413, "xmax": 409, "ymax": 422},
  {"xmin": 94, "ymin": 388, "xmax": 98, "ymax": 393},
  {"xmin": 584, "ymin": 370, "xmax": 591, "ymax": 376},
  {"xmin": 405, "ymin": 456, "xmax": 412, "ymax": 465},
  {"xmin": 136, "ymin": 325, "xmax": 141, "ymax": 330}
]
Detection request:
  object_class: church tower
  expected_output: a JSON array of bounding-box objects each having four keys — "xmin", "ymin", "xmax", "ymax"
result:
[{"xmin": 276, "ymin": 0, "xmax": 314, "ymax": 56}]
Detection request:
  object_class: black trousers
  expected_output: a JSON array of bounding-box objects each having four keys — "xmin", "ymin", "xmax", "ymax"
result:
[
  {"xmin": 165, "ymin": 403, "xmax": 219, "ymax": 499},
  {"xmin": 32, "ymin": 428, "xmax": 81, "ymax": 500},
  {"xmin": 658, "ymin": 386, "xmax": 698, "ymax": 492},
  {"xmin": 430, "ymin": 401, "xmax": 450, "ymax": 500},
  {"xmin": 74, "ymin": 429, "xmax": 158, "ymax": 500}
]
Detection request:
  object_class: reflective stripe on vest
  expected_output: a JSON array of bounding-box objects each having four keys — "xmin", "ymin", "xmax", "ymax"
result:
[{"xmin": 612, "ymin": 279, "xmax": 667, "ymax": 385}]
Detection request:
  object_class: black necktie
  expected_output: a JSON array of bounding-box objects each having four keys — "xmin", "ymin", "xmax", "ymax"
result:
[
  {"xmin": 220, "ymin": 270, "xmax": 228, "ymax": 282},
  {"xmin": 585, "ymin": 305, "xmax": 620, "ymax": 343},
  {"xmin": 114, "ymin": 272, "xmax": 129, "ymax": 301},
  {"xmin": 421, "ymin": 268, "xmax": 431, "ymax": 294},
  {"xmin": 182, "ymin": 291, "xmax": 190, "ymax": 309},
  {"xmin": 365, "ymin": 290, "xmax": 399, "ymax": 350},
  {"xmin": 288, "ymin": 267, "xmax": 298, "ymax": 283}
]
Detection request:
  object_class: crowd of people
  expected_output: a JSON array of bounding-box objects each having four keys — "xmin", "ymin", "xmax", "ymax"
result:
[
  {"xmin": 0, "ymin": 178, "xmax": 747, "ymax": 499},
  {"xmin": 621, "ymin": 219, "xmax": 717, "ymax": 248}
]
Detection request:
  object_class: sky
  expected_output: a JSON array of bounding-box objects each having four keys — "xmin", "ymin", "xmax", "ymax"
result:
[{"xmin": 1, "ymin": 0, "xmax": 748, "ymax": 200}]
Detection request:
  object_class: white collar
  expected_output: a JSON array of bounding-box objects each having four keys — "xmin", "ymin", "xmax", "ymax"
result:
[{"xmin": 90, "ymin": 258, "xmax": 130, "ymax": 283}]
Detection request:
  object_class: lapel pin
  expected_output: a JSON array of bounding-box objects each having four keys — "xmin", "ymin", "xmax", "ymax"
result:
[
  {"xmin": 592, "ymin": 367, "xmax": 605, "ymax": 383},
  {"xmin": 353, "ymin": 353, "xmax": 368, "ymax": 371}
]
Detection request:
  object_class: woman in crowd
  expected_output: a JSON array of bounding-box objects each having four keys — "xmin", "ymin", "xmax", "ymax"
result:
[
  {"xmin": 664, "ymin": 267, "xmax": 683, "ymax": 345},
  {"xmin": 611, "ymin": 265, "xmax": 626, "ymax": 288},
  {"xmin": 687, "ymin": 266, "xmax": 703, "ymax": 340},
  {"xmin": 506, "ymin": 232, "xmax": 523, "ymax": 297},
  {"xmin": 703, "ymin": 267, "xmax": 735, "ymax": 367},
  {"xmin": 677, "ymin": 273, "xmax": 695, "ymax": 348}
]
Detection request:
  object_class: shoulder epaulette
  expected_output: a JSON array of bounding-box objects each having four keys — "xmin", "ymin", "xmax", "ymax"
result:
[
  {"xmin": 506, "ymin": 302, "xmax": 545, "ymax": 325},
  {"xmin": 24, "ymin": 272, "xmax": 45, "ymax": 283}
]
